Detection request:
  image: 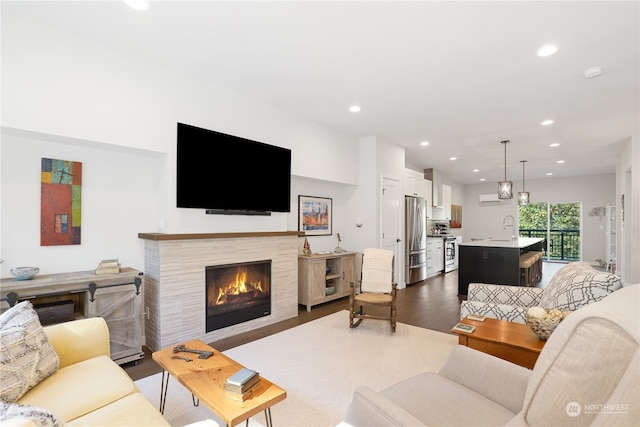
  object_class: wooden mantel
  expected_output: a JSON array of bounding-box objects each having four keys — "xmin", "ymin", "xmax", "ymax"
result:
[{"xmin": 138, "ymin": 231, "xmax": 304, "ymax": 241}]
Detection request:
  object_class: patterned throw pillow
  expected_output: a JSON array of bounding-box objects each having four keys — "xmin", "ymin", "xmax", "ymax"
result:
[
  {"xmin": 539, "ymin": 262, "xmax": 623, "ymax": 311},
  {"xmin": 0, "ymin": 401, "xmax": 63, "ymax": 427},
  {"xmin": 0, "ymin": 301, "xmax": 60, "ymax": 402}
]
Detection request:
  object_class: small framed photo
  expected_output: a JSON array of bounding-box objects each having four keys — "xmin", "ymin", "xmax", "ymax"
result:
[{"xmin": 298, "ymin": 195, "xmax": 332, "ymax": 236}]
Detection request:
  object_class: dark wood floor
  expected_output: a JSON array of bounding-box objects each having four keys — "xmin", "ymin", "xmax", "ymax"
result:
[{"xmin": 124, "ymin": 270, "xmax": 462, "ymax": 381}]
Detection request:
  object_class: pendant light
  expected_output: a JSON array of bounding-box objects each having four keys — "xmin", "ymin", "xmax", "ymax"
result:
[
  {"xmin": 498, "ymin": 140, "xmax": 513, "ymax": 199},
  {"xmin": 518, "ymin": 160, "xmax": 530, "ymax": 205}
]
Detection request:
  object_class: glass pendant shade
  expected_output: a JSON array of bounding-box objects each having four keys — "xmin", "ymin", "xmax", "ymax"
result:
[
  {"xmin": 518, "ymin": 160, "xmax": 529, "ymax": 205},
  {"xmin": 498, "ymin": 181, "xmax": 513, "ymax": 199},
  {"xmin": 518, "ymin": 191, "xmax": 530, "ymax": 205},
  {"xmin": 498, "ymin": 140, "xmax": 513, "ymax": 199}
]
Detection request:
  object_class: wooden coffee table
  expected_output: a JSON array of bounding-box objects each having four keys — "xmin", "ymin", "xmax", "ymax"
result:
[
  {"xmin": 152, "ymin": 339, "xmax": 286, "ymax": 427},
  {"xmin": 451, "ymin": 317, "xmax": 545, "ymax": 369}
]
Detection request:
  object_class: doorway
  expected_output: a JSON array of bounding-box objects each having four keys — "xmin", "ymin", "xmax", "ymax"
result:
[
  {"xmin": 381, "ymin": 176, "xmax": 402, "ymax": 287},
  {"xmin": 518, "ymin": 202, "xmax": 582, "ymax": 261}
]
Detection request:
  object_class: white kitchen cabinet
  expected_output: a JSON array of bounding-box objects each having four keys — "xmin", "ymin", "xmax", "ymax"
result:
[
  {"xmin": 426, "ymin": 239, "xmax": 436, "ymax": 277},
  {"xmin": 404, "ymin": 169, "xmax": 426, "ymax": 198},
  {"xmin": 434, "ymin": 238, "xmax": 444, "ymax": 273},
  {"xmin": 426, "ymin": 237, "xmax": 444, "ymax": 277},
  {"xmin": 442, "ymin": 184, "xmax": 452, "ymax": 220}
]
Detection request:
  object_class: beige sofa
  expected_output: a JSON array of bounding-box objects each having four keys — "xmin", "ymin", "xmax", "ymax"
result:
[
  {"xmin": 343, "ymin": 284, "xmax": 639, "ymax": 426},
  {"xmin": 0, "ymin": 301, "xmax": 217, "ymax": 427},
  {"xmin": 11, "ymin": 316, "xmax": 170, "ymax": 426}
]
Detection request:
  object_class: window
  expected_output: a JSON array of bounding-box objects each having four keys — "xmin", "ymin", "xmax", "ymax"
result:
[{"xmin": 519, "ymin": 202, "xmax": 581, "ymax": 261}]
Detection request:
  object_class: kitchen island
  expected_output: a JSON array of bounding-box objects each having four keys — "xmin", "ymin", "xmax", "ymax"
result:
[{"xmin": 457, "ymin": 237, "xmax": 544, "ymax": 297}]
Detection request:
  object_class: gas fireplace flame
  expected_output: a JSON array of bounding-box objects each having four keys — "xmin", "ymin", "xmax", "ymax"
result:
[{"xmin": 215, "ymin": 269, "xmax": 264, "ymax": 305}]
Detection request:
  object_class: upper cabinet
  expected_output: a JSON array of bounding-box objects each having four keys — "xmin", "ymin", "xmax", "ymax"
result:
[
  {"xmin": 442, "ymin": 184, "xmax": 452, "ymax": 220},
  {"xmin": 404, "ymin": 169, "xmax": 426, "ymax": 198},
  {"xmin": 405, "ymin": 169, "xmax": 450, "ymax": 220},
  {"xmin": 424, "ymin": 179, "xmax": 433, "ymax": 218}
]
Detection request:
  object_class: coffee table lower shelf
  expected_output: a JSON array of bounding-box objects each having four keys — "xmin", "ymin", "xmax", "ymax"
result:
[
  {"xmin": 152, "ymin": 339, "xmax": 286, "ymax": 427},
  {"xmin": 452, "ymin": 317, "xmax": 545, "ymax": 369}
]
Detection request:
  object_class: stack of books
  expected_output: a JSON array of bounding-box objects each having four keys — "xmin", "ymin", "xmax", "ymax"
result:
[
  {"xmin": 224, "ymin": 368, "xmax": 261, "ymax": 401},
  {"xmin": 95, "ymin": 259, "xmax": 121, "ymax": 275}
]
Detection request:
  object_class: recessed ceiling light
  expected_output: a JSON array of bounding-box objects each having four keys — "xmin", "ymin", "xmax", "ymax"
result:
[
  {"xmin": 541, "ymin": 119, "xmax": 554, "ymax": 126},
  {"xmin": 420, "ymin": 141, "xmax": 430, "ymax": 146},
  {"xmin": 546, "ymin": 172, "xmax": 553, "ymax": 176},
  {"xmin": 549, "ymin": 143, "xmax": 560, "ymax": 147},
  {"xmin": 584, "ymin": 66, "xmax": 603, "ymax": 79},
  {"xmin": 480, "ymin": 178, "xmax": 486, "ymax": 182},
  {"xmin": 124, "ymin": 0, "xmax": 149, "ymax": 11},
  {"xmin": 349, "ymin": 105, "xmax": 361, "ymax": 113},
  {"xmin": 449, "ymin": 157, "xmax": 457, "ymax": 161},
  {"xmin": 473, "ymin": 169, "xmax": 479, "ymax": 173},
  {"xmin": 537, "ymin": 44, "xmax": 558, "ymax": 57},
  {"xmin": 557, "ymin": 160, "xmax": 565, "ymax": 164}
]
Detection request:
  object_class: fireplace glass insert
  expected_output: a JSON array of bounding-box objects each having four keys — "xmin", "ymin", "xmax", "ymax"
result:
[{"xmin": 205, "ymin": 260, "xmax": 271, "ymax": 332}]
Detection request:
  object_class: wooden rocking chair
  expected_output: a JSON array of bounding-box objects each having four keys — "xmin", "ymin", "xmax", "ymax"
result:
[{"xmin": 349, "ymin": 248, "xmax": 397, "ymax": 332}]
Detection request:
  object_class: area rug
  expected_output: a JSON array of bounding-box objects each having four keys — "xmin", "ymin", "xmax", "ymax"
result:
[{"xmin": 135, "ymin": 310, "xmax": 457, "ymax": 427}]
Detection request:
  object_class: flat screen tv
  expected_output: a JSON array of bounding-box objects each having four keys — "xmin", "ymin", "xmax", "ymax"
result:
[{"xmin": 176, "ymin": 123, "xmax": 291, "ymax": 214}]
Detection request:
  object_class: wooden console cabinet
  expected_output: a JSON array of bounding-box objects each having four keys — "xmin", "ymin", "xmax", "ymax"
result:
[
  {"xmin": 0, "ymin": 268, "xmax": 145, "ymax": 365},
  {"xmin": 298, "ymin": 252, "xmax": 356, "ymax": 311}
]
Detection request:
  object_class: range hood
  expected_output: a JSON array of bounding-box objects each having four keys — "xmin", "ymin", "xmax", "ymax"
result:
[{"xmin": 424, "ymin": 168, "xmax": 443, "ymax": 207}]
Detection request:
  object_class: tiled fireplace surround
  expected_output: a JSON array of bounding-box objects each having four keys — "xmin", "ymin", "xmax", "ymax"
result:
[{"xmin": 139, "ymin": 231, "xmax": 300, "ymax": 352}]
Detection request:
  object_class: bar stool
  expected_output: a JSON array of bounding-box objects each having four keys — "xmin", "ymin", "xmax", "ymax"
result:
[
  {"xmin": 519, "ymin": 252, "xmax": 537, "ymax": 287},
  {"xmin": 532, "ymin": 252, "xmax": 543, "ymax": 283}
]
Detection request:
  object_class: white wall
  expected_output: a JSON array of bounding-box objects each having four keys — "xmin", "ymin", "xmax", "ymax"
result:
[
  {"xmin": 0, "ymin": 130, "xmax": 165, "ymax": 274},
  {"xmin": 463, "ymin": 174, "xmax": 616, "ymax": 265},
  {"xmin": 1, "ymin": 11, "xmax": 359, "ymax": 188},
  {"xmin": 0, "ymin": 10, "xmax": 371, "ymax": 277}
]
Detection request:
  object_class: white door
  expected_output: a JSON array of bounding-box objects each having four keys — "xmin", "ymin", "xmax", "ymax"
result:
[{"xmin": 381, "ymin": 176, "xmax": 402, "ymax": 287}]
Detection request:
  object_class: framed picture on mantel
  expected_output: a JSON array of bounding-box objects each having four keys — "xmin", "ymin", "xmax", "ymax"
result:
[{"xmin": 298, "ymin": 195, "xmax": 332, "ymax": 236}]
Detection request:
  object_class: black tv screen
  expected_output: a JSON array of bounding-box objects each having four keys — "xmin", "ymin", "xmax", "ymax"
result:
[{"xmin": 176, "ymin": 123, "xmax": 291, "ymax": 214}]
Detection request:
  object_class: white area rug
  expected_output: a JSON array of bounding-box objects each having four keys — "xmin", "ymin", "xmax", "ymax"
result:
[{"xmin": 135, "ymin": 310, "xmax": 457, "ymax": 427}]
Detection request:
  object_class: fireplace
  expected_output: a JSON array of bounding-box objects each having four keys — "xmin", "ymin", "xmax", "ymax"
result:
[{"xmin": 205, "ymin": 260, "xmax": 271, "ymax": 333}]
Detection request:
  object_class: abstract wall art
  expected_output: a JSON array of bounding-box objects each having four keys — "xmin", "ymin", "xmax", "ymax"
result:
[
  {"xmin": 450, "ymin": 205, "xmax": 462, "ymax": 228},
  {"xmin": 41, "ymin": 158, "xmax": 82, "ymax": 246}
]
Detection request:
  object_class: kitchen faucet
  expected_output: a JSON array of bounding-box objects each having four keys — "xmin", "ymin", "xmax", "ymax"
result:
[{"xmin": 503, "ymin": 215, "xmax": 515, "ymax": 229}]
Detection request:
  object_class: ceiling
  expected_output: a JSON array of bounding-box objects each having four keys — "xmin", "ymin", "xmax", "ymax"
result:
[{"xmin": 5, "ymin": 1, "xmax": 639, "ymax": 184}]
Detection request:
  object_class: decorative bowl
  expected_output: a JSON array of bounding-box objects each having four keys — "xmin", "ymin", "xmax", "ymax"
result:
[
  {"xmin": 325, "ymin": 286, "xmax": 336, "ymax": 296},
  {"xmin": 526, "ymin": 307, "xmax": 571, "ymax": 340},
  {"xmin": 10, "ymin": 267, "xmax": 40, "ymax": 281}
]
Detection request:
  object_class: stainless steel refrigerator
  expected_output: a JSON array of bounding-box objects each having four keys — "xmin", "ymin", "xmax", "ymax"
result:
[{"xmin": 405, "ymin": 196, "xmax": 427, "ymax": 284}]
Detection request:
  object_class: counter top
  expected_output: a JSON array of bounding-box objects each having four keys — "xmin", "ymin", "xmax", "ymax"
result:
[{"xmin": 458, "ymin": 237, "xmax": 543, "ymax": 249}]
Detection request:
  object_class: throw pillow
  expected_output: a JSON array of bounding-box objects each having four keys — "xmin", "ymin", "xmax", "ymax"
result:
[
  {"xmin": 0, "ymin": 401, "xmax": 63, "ymax": 427},
  {"xmin": 539, "ymin": 261, "xmax": 623, "ymax": 311},
  {"xmin": 0, "ymin": 301, "xmax": 60, "ymax": 402}
]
